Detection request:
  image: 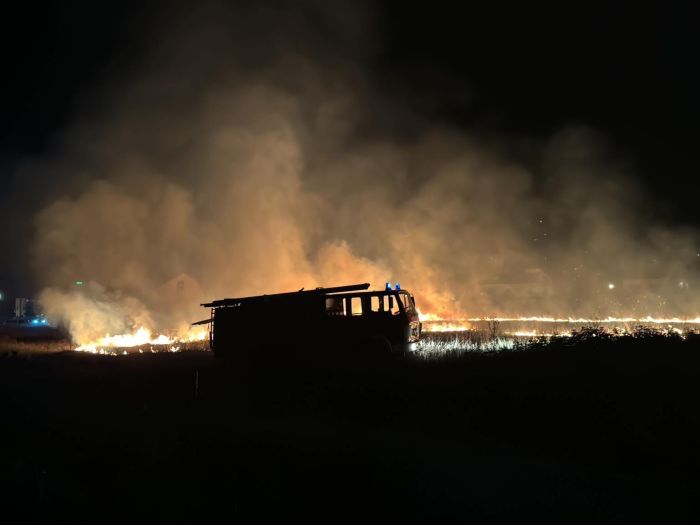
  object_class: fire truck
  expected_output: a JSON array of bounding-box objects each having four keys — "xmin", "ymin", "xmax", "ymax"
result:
[{"xmin": 197, "ymin": 283, "xmax": 422, "ymax": 359}]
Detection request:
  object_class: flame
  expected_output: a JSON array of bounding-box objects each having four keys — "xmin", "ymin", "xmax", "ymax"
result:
[
  {"xmin": 468, "ymin": 316, "xmax": 700, "ymax": 323},
  {"xmin": 422, "ymin": 320, "xmax": 473, "ymax": 332},
  {"xmin": 73, "ymin": 310, "xmax": 700, "ymax": 355},
  {"xmin": 74, "ymin": 327, "xmax": 207, "ymax": 354},
  {"xmin": 422, "ymin": 315, "xmax": 700, "ymax": 334},
  {"xmin": 418, "ymin": 309, "xmax": 441, "ymax": 322}
]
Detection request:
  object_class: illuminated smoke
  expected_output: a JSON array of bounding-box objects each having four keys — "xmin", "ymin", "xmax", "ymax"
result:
[{"xmin": 17, "ymin": 1, "xmax": 700, "ymax": 343}]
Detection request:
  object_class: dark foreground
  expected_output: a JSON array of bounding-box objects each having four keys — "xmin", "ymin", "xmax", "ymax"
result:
[{"xmin": 2, "ymin": 335, "xmax": 700, "ymax": 522}]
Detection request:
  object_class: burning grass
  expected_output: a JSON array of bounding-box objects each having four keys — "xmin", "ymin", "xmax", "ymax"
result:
[
  {"xmin": 415, "ymin": 324, "xmax": 700, "ymax": 360},
  {"xmin": 73, "ymin": 339, "xmax": 210, "ymax": 356},
  {"xmin": 6, "ymin": 319, "xmax": 700, "ymax": 360},
  {"xmin": 0, "ymin": 327, "xmax": 209, "ymax": 357},
  {"xmin": 73, "ymin": 327, "xmax": 208, "ymax": 355},
  {"xmin": 422, "ymin": 316, "xmax": 700, "ymax": 336}
]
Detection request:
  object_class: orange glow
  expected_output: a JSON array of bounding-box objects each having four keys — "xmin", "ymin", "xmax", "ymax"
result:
[
  {"xmin": 422, "ymin": 314, "xmax": 700, "ymax": 334},
  {"xmin": 75, "ymin": 327, "xmax": 207, "ymax": 354}
]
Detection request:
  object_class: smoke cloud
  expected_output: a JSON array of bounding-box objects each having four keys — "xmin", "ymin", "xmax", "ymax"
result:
[{"xmin": 25, "ymin": 1, "xmax": 700, "ymax": 343}]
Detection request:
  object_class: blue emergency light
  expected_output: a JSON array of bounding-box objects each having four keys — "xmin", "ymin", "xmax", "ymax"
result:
[
  {"xmin": 395, "ymin": 283, "xmax": 401, "ymax": 291},
  {"xmin": 385, "ymin": 282, "xmax": 392, "ymax": 291}
]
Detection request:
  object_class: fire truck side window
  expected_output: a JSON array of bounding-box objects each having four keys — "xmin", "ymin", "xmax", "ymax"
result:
[
  {"xmin": 325, "ymin": 297, "xmax": 345, "ymax": 316},
  {"xmin": 370, "ymin": 296, "xmax": 384, "ymax": 313},
  {"xmin": 346, "ymin": 296, "xmax": 362, "ymax": 316}
]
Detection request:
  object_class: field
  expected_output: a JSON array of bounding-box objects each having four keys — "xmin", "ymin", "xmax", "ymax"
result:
[{"xmin": 2, "ymin": 330, "xmax": 700, "ymax": 521}]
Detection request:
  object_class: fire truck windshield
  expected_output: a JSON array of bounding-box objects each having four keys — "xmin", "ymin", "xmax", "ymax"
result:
[{"xmin": 397, "ymin": 291, "xmax": 417, "ymax": 315}]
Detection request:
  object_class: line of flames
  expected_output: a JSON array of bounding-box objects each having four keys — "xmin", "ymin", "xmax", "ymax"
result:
[
  {"xmin": 420, "ymin": 313, "xmax": 700, "ymax": 334},
  {"xmin": 74, "ymin": 327, "xmax": 208, "ymax": 355},
  {"xmin": 72, "ymin": 313, "xmax": 700, "ymax": 354}
]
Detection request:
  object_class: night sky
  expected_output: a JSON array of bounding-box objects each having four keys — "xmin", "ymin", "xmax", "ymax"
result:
[{"xmin": 1, "ymin": 1, "xmax": 697, "ymax": 308}]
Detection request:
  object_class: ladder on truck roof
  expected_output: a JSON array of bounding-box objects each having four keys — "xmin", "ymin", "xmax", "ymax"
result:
[{"xmin": 200, "ymin": 283, "xmax": 371, "ymax": 309}]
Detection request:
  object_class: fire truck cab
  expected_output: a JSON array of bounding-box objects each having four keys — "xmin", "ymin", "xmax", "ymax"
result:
[{"xmin": 198, "ymin": 283, "xmax": 422, "ymax": 359}]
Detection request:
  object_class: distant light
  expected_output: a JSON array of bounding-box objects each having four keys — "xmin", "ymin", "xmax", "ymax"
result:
[
  {"xmin": 395, "ymin": 283, "xmax": 401, "ymax": 291},
  {"xmin": 608, "ymin": 283, "xmax": 615, "ymax": 290},
  {"xmin": 31, "ymin": 319, "xmax": 39, "ymax": 325},
  {"xmin": 385, "ymin": 282, "xmax": 392, "ymax": 291},
  {"xmin": 75, "ymin": 280, "xmax": 84, "ymax": 286},
  {"xmin": 0, "ymin": 292, "xmax": 3, "ymax": 301}
]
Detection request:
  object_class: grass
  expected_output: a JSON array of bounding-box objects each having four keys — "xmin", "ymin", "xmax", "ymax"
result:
[
  {"xmin": 0, "ymin": 335, "xmax": 73, "ymax": 356},
  {"xmin": 3, "ymin": 328, "xmax": 700, "ymax": 520},
  {"xmin": 416, "ymin": 332, "xmax": 518, "ymax": 356},
  {"xmin": 4, "ymin": 324, "xmax": 686, "ymax": 358},
  {"xmin": 416, "ymin": 324, "xmax": 700, "ymax": 359}
]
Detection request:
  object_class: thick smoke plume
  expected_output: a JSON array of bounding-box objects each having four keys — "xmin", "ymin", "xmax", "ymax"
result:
[{"xmin": 26, "ymin": 2, "xmax": 700, "ymax": 343}]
